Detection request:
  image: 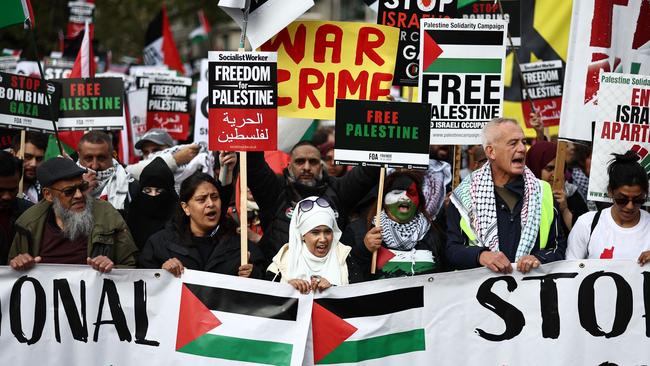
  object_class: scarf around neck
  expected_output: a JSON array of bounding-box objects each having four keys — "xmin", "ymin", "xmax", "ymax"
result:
[
  {"xmin": 79, "ymin": 159, "xmax": 130, "ymax": 210},
  {"xmin": 450, "ymin": 162, "xmax": 542, "ymax": 261},
  {"xmin": 379, "ymin": 211, "xmax": 430, "ymax": 251}
]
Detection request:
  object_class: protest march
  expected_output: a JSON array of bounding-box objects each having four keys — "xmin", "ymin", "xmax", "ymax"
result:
[{"xmin": 0, "ymin": 0, "xmax": 648, "ymax": 365}]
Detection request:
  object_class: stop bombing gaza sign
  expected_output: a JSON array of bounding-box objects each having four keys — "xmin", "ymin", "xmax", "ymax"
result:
[
  {"xmin": 0, "ymin": 71, "xmax": 62, "ymax": 132},
  {"xmin": 334, "ymin": 99, "xmax": 431, "ymax": 169}
]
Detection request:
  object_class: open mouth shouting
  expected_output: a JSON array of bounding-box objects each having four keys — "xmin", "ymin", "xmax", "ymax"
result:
[{"xmin": 204, "ymin": 210, "xmax": 218, "ymax": 222}]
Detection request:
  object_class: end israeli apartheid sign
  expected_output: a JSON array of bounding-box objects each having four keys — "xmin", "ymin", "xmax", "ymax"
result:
[
  {"xmin": 418, "ymin": 18, "xmax": 507, "ymax": 145},
  {"xmin": 520, "ymin": 60, "xmax": 564, "ymax": 128},
  {"xmin": 208, "ymin": 51, "xmax": 277, "ymax": 151},
  {"xmin": 589, "ymin": 73, "xmax": 650, "ymax": 204},
  {"xmin": 146, "ymin": 76, "xmax": 192, "ymax": 141},
  {"xmin": 54, "ymin": 77, "xmax": 125, "ymax": 130},
  {"xmin": 0, "ymin": 72, "xmax": 61, "ymax": 132},
  {"xmin": 334, "ymin": 99, "xmax": 431, "ymax": 169},
  {"xmin": 377, "ymin": 0, "xmax": 457, "ymax": 87}
]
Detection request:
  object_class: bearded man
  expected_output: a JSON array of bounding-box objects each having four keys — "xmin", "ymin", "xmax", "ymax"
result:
[{"xmin": 9, "ymin": 157, "xmax": 137, "ymax": 272}]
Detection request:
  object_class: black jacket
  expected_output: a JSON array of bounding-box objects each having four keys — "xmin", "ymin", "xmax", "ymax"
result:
[
  {"xmin": 0, "ymin": 198, "xmax": 32, "ymax": 265},
  {"xmin": 139, "ymin": 221, "xmax": 265, "ymax": 279},
  {"xmin": 445, "ymin": 175, "xmax": 566, "ymax": 269},
  {"xmin": 248, "ymin": 152, "xmax": 379, "ymax": 261}
]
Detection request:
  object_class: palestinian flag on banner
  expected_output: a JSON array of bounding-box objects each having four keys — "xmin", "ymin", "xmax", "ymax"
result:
[
  {"xmin": 144, "ymin": 6, "xmax": 185, "ymax": 74},
  {"xmin": 376, "ymin": 247, "xmax": 438, "ymax": 277},
  {"xmin": 189, "ymin": 10, "xmax": 211, "ymax": 43},
  {"xmin": 312, "ymin": 286, "xmax": 426, "ymax": 364},
  {"xmin": 176, "ymin": 282, "xmax": 307, "ymax": 366},
  {"xmin": 421, "ymin": 26, "xmax": 505, "ymax": 75},
  {"xmin": 0, "ymin": 0, "xmax": 34, "ymax": 29}
]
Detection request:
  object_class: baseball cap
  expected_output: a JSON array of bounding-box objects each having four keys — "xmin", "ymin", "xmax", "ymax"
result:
[{"xmin": 134, "ymin": 129, "xmax": 174, "ymax": 150}]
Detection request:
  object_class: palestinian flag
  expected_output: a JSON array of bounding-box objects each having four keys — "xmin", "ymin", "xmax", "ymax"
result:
[
  {"xmin": 0, "ymin": 0, "xmax": 34, "ymax": 29},
  {"xmin": 421, "ymin": 27, "xmax": 505, "ymax": 75},
  {"xmin": 176, "ymin": 282, "xmax": 306, "ymax": 366},
  {"xmin": 189, "ymin": 10, "xmax": 211, "ymax": 43},
  {"xmin": 376, "ymin": 247, "xmax": 438, "ymax": 277},
  {"xmin": 312, "ymin": 286, "xmax": 426, "ymax": 364},
  {"xmin": 144, "ymin": 6, "xmax": 185, "ymax": 74}
]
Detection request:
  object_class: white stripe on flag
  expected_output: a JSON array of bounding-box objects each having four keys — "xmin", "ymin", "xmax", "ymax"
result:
[
  {"xmin": 208, "ymin": 310, "xmax": 301, "ymax": 345},
  {"xmin": 434, "ymin": 44, "xmax": 505, "ymax": 59},
  {"xmin": 342, "ymin": 307, "xmax": 422, "ymax": 342},
  {"xmin": 80, "ymin": 21, "xmax": 90, "ymax": 77}
]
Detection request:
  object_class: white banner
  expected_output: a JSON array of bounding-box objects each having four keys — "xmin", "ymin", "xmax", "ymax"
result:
[
  {"xmin": 2, "ymin": 261, "xmax": 650, "ymax": 365},
  {"xmin": 559, "ymin": 0, "xmax": 649, "ymax": 141}
]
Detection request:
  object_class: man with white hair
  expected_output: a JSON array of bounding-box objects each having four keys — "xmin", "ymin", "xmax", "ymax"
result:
[
  {"xmin": 445, "ymin": 118, "xmax": 566, "ymax": 274},
  {"xmin": 8, "ymin": 157, "xmax": 137, "ymax": 272}
]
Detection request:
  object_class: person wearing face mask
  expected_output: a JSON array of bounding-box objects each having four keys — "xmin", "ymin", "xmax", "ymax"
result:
[
  {"xmin": 342, "ymin": 171, "xmax": 446, "ymax": 281},
  {"xmin": 567, "ymin": 151, "xmax": 650, "ymax": 264},
  {"xmin": 267, "ymin": 196, "xmax": 356, "ymax": 293},
  {"xmin": 139, "ymin": 172, "xmax": 264, "ymax": 278}
]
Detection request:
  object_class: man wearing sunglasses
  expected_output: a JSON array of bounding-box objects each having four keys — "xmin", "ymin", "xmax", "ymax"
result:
[
  {"xmin": 8, "ymin": 157, "xmax": 138, "ymax": 272},
  {"xmin": 248, "ymin": 140, "xmax": 379, "ymax": 261}
]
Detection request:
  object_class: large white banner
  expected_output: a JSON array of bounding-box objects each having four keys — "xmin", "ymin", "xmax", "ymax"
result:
[
  {"xmin": 2, "ymin": 261, "xmax": 650, "ymax": 365},
  {"xmin": 559, "ymin": 0, "xmax": 649, "ymax": 141}
]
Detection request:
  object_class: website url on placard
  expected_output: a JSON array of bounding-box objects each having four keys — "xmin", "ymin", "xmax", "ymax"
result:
[{"xmin": 431, "ymin": 133, "xmax": 478, "ymax": 138}]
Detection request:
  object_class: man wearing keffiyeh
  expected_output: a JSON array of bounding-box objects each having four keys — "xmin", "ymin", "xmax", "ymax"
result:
[{"xmin": 445, "ymin": 118, "xmax": 566, "ymax": 274}]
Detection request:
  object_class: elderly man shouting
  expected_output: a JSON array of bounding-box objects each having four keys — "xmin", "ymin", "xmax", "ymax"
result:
[
  {"xmin": 445, "ymin": 118, "xmax": 566, "ymax": 274},
  {"xmin": 9, "ymin": 157, "xmax": 137, "ymax": 272}
]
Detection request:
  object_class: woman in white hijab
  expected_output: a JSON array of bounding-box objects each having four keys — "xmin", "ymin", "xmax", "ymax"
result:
[{"xmin": 266, "ymin": 196, "xmax": 352, "ymax": 293}]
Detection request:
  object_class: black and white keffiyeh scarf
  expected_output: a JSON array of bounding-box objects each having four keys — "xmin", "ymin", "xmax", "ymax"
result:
[{"xmin": 379, "ymin": 211, "xmax": 430, "ymax": 251}]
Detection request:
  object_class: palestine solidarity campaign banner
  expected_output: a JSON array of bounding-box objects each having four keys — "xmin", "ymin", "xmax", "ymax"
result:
[{"xmin": 2, "ymin": 261, "xmax": 650, "ymax": 365}]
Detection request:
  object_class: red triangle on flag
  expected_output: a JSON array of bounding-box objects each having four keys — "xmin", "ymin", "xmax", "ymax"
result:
[
  {"xmin": 176, "ymin": 284, "xmax": 222, "ymax": 350},
  {"xmin": 422, "ymin": 30, "xmax": 443, "ymax": 72},
  {"xmin": 376, "ymin": 246, "xmax": 396, "ymax": 269},
  {"xmin": 312, "ymin": 302, "xmax": 357, "ymax": 363}
]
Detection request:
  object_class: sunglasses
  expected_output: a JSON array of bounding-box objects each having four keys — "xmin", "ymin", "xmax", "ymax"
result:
[
  {"xmin": 49, "ymin": 181, "xmax": 90, "ymax": 197},
  {"xmin": 613, "ymin": 196, "xmax": 647, "ymax": 206},
  {"xmin": 298, "ymin": 197, "xmax": 330, "ymax": 213}
]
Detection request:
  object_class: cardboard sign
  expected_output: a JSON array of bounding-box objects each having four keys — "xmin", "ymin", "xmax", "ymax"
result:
[
  {"xmin": 520, "ymin": 60, "xmax": 563, "ymax": 128},
  {"xmin": 260, "ymin": 20, "xmax": 399, "ymax": 120},
  {"xmin": 126, "ymin": 89, "xmax": 148, "ymax": 149},
  {"xmin": 458, "ymin": 0, "xmax": 520, "ymax": 46},
  {"xmin": 559, "ymin": 0, "xmax": 649, "ymax": 141},
  {"xmin": 146, "ymin": 76, "xmax": 192, "ymax": 140},
  {"xmin": 54, "ymin": 77, "xmax": 125, "ymax": 130},
  {"xmin": 0, "ymin": 56, "xmax": 18, "ymax": 73},
  {"xmin": 0, "ymin": 72, "xmax": 61, "ymax": 132},
  {"xmin": 377, "ymin": 0, "xmax": 457, "ymax": 86},
  {"xmin": 208, "ymin": 51, "xmax": 277, "ymax": 151},
  {"xmin": 418, "ymin": 18, "xmax": 507, "ymax": 145},
  {"xmin": 334, "ymin": 99, "xmax": 431, "ymax": 169},
  {"xmin": 44, "ymin": 57, "xmax": 74, "ymax": 80},
  {"xmin": 193, "ymin": 80, "xmax": 209, "ymax": 145},
  {"xmin": 588, "ymin": 73, "xmax": 650, "ymax": 204}
]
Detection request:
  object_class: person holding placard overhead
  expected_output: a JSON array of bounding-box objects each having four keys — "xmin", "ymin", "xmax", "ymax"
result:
[
  {"xmin": 567, "ymin": 152, "xmax": 650, "ymax": 264},
  {"xmin": 445, "ymin": 118, "xmax": 566, "ymax": 274}
]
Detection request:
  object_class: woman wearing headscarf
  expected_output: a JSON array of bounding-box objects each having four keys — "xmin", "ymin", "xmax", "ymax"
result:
[
  {"xmin": 342, "ymin": 170, "xmax": 446, "ymax": 281},
  {"xmin": 266, "ymin": 196, "xmax": 354, "ymax": 293},
  {"xmin": 139, "ymin": 172, "xmax": 264, "ymax": 278},
  {"xmin": 127, "ymin": 157, "xmax": 178, "ymax": 249},
  {"xmin": 526, "ymin": 141, "xmax": 588, "ymax": 233}
]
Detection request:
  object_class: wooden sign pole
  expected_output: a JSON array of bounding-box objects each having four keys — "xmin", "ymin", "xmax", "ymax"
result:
[
  {"xmin": 452, "ymin": 145, "xmax": 462, "ymax": 189},
  {"xmin": 370, "ymin": 167, "xmax": 385, "ymax": 274},
  {"xmin": 17, "ymin": 131, "xmax": 26, "ymax": 198},
  {"xmin": 553, "ymin": 140, "xmax": 567, "ymax": 192},
  {"xmin": 239, "ymin": 0, "xmax": 252, "ymax": 266}
]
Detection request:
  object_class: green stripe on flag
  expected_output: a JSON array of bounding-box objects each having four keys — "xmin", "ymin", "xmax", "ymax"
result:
[
  {"xmin": 457, "ymin": 0, "xmax": 479, "ymax": 8},
  {"xmin": 0, "ymin": 0, "xmax": 25, "ymax": 29},
  {"xmin": 178, "ymin": 333, "xmax": 293, "ymax": 366},
  {"xmin": 425, "ymin": 58, "xmax": 502, "ymax": 74},
  {"xmin": 317, "ymin": 329, "xmax": 425, "ymax": 364},
  {"xmin": 382, "ymin": 261, "xmax": 436, "ymax": 275}
]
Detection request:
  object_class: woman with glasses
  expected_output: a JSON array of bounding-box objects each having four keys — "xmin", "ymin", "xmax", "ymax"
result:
[
  {"xmin": 342, "ymin": 170, "xmax": 446, "ymax": 281},
  {"xmin": 567, "ymin": 151, "xmax": 650, "ymax": 264},
  {"xmin": 139, "ymin": 172, "xmax": 265, "ymax": 278},
  {"xmin": 267, "ymin": 196, "xmax": 355, "ymax": 293}
]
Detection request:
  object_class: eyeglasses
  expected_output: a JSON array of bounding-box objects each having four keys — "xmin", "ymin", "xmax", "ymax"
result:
[
  {"xmin": 298, "ymin": 197, "xmax": 330, "ymax": 213},
  {"xmin": 48, "ymin": 181, "xmax": 90, "ymax": 197},
  {"xmin": 613, "ymin": 196, "xmax": 647, "ymax": 206}
]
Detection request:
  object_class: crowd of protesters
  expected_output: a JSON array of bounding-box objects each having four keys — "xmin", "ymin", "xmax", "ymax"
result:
[{"xmin": 2, "ymin": 115, "xmax": 649, "ymax": 294}]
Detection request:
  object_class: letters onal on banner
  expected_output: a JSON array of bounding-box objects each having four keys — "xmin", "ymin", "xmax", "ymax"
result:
[{"xmin": 260, "ymin": 20, "xmax": 399, "ymax": 120}]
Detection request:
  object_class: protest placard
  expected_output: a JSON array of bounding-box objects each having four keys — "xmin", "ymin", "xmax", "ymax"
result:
[
  {"xmin": 334, "ymin": 99, "xmax": 431, "ymax": 169},
  {"xmin": 44, "ymin": 57, "xmax": 74, "ymax": 80},
  {"xmin": 588, "ymin": 73, "xmax": 650, "ymax": 204},
  {"xmin": 127, "ymin": 89, "xmax": 148, "ymax": 148},
  {"xmin": 131, "ymin": 68, "xmax": 177, "ymax": 91},
  {"xmin": 146, "ymin": 76, "xmax": 191, "ymax": 140},
  {"xmin": 559, "ymin": 0, "xmax": 649, "ymax": 141},
  {"xmin": 0, "ymin": 55, "xmax": 18, "ymax": 73},
  {"xmin": 260, "ymin": 20, "xmax": 399, "ymax": 120},
  {"xmin": 418, "ymin": 18, "xmax": 507, "ymax": 145},
  {"xmin": 193, "ymin": 80, "xmax": 209, "ymax": 145},
  {"xmin": 54, "ymin": 77, "xmax": 124, "ymax": 130},
  {"xmin": 458, "ymin": 0, "xmax": 520, "ymax": 46},
  {"xmin": 208, "ymin": 51, "xmax": 277, "ymax": 151},
  {"xmin": 520, "ymin": 60, "xmax": 563, "ymax": 128},
  {"xmin": 0, "ymin": 72, "xmax": 61, "ymax": 132},
  {"xmin": 377, "ymin": 0, "xmax": 457, "ymax": 86}
]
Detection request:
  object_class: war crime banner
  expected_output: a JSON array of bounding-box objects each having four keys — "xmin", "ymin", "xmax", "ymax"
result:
[
  {"xmin": 334, "ymin": 99, "xmax": 431, "ymax": 169},
  {"xmin": 418, "ymin": 18, "xmax": 507, "ymax": 144},
  {"xmin": 520, "ymin": 60, "xmax": 563, "ymax": 128},
  {"xmin": 0, "ymin": 72, "xmax": 61, "ymax": 132},
  {"xmin": 208, "ymin": 51, "xmax": 277, "ymax": 151},
  {"xmin": 588, "ymin": 73, "xmax": 650, "ymax": 204},
  {"xmin": 260, "ymin": 20, "xmax": 399, "ymax": 120},
  {"xmin": 54, "ymin": 77, "xmax": 125, "ymax": 130},
  {"xmin": 377, "ymin": 0, "xmax": 457, "ymax": 86},
  {"xmin": 146, "ymin": 76, "xmax": 192, "ymax": 141}
]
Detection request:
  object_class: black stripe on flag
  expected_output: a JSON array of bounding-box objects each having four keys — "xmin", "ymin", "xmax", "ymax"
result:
[
  {"xmin": 315, "ymin": 287, "xmax": 423, "ymax": 319},
  {"xmin": 144, "ymin": 10, "xmax": 163, "ymax": 47},
  {"xmin": 425, "ymin": 29, "xmax": 504, "ymax": 46},
  {"xmin": 185, "ymin": 283, "xmax": 298, "ymax": 321}
]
